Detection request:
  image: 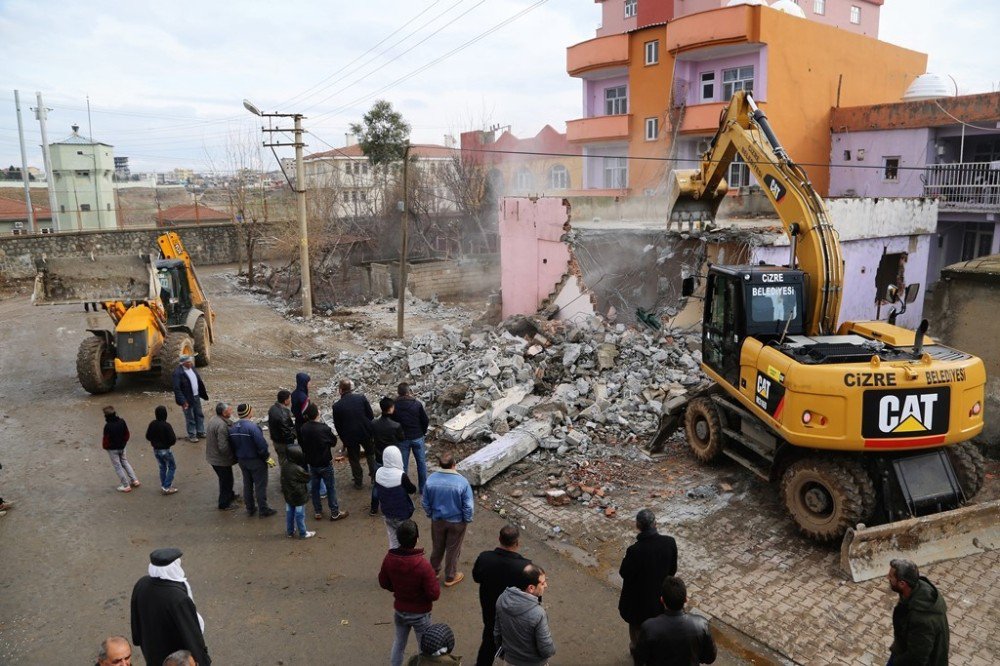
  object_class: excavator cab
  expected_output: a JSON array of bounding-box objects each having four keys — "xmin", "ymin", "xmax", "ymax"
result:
[{"xmin": 156, "ymin": 260, "xmax": 193, "ymax": 328}]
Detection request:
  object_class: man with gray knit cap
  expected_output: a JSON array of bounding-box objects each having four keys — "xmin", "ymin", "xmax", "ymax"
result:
[{"xmin": 205, "ymin": 402, "xmax": 238, "ymax": 510}]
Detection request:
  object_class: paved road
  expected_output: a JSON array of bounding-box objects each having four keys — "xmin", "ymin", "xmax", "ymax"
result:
[{"xmin": 0, "ymin": 270, "xmax": 746, "ymax": 665}]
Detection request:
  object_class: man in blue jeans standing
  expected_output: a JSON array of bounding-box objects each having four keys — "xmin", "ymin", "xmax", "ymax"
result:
[
  {"xmin": 172, "ymin": 353, "xmax": 208, "ymax": 443},
  {"xmin": 299, "ymin": 403, "xmax": 349, "ymax": 521},
  {"xmin": 391, "ymin": 382, "xmax": 430, "ymax": 493}
]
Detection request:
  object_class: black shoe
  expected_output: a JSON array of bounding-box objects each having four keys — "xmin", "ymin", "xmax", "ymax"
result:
[
  {"xmin": 369, "ymin": 508, "xmax": 379, "ymax": 516},
  {"xmin": 259, "ymin": 507, "xmax": 277, "ymax": 518},
  {"xmin": 247, "ymin": 508, "xmax": 257, "ymax": 517}
]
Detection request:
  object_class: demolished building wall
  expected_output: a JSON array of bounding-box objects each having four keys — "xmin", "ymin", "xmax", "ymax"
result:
[{"xmin": 499, "ymin": 197, "xmax": 572, "ymax": 318}]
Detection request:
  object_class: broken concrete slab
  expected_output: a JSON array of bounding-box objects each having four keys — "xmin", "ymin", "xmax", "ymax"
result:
[
  {"xmin": 457, "ymin": 420, "xmax": 552, "ymax": 486},
  {"xmin": 441, "ymin": 383, "xmax": 533, "ymax": 443}
]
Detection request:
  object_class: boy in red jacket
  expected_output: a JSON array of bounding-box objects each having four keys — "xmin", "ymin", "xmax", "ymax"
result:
[{"xmin": 379, "ymin": 519, "xmax": 441, "ymax": 666}]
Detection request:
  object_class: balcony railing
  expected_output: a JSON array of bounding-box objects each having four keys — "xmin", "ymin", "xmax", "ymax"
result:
[{"xmin": 924, "ymin": 162, "xmax": 1000, "ymax": 208}]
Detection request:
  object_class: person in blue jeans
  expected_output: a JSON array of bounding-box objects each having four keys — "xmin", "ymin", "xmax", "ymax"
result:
[
  {"xmin": 299, "ymin": 403, "xmax": 349, "ymax": 521},
  {"xmin": 145, "ymin": 405, "xmax": 179, "ymax": 495},
  {"xmin": 280, "ymin": 445, "xmax": 314, "ymax": 539},
  {"xmin": 171, "ymin": 353, "xmax": 209, "ymax": 443},
  {"xmin": 391, "ymin": 383, "xmax": 430, "ymax": 493}
]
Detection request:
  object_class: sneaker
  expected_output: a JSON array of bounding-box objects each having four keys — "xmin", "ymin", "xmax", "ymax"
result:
[
  {"xmin": 301, "ymin": 531, "xmax": 316, "ymax": 539},
  {"xmin": 162, "ymin": 487, "xmax": 179, "ymax": 495},
  {"xmin": 197, "ymin": 432, "xmax": 207, "ymax": 439},
  {"xmin": 369, "ymin": 508, "xmax": 378, "ymax": 517},
  {"xmin": 444, "ymin": 572, "xmax": 465, "ymax": 587},
  {"xmin": 319, "ymin": 493, "xmax": 327, "ymax": 499},
  {"xmin": 130, "ymin": 480, "xmax": 142, "ymax": 488},
  {"xmin": 116, "ymin": 485, "xmax": 132, "ymax": 493},
  {"xmin": 188, "ymin": 435, "xmax": 199, "ymax": 443},
  {"xmin": 314, "ymin": 512, "xmax": 323, "ymax": 520},
  {"xmin": 287, "ymin": 532, "xmax": 295, "ymax": 538},
  {"xmin": 258, "ymin": 507, "xmax": 277, "ymax": 518},
  {"xmin": 330, "ymin": 510, "xmax": 349, "ymax": 521}
]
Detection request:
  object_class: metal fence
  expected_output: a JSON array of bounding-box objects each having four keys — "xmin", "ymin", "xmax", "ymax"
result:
[{"xmin": 923, "ymin": 162, "xmax": 1000, "ymax": 208}]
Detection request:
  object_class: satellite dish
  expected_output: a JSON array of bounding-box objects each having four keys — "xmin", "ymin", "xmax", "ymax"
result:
[
  {"xmin": 771, "ymin": 0, "xmax": 806, "ymax": 17},
  {"xmin": 903, "ymin": 73, "xmax": 956, "ymax": 101}
]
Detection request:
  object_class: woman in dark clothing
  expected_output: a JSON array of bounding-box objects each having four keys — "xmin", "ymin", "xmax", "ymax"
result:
[
  {"xmin": 375, "ymin": 446, "xmax": 417, "ymax": 549},
  {"xmin": 146, "ymin": 406, "xmax": 179, "ymax": 495}
]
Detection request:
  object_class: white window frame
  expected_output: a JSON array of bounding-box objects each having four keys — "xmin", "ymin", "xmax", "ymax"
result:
[
  {"xmin": 722, "ymin": 66, "xmax": 754, "ymax": 101},
  {"xmin": 549, "ymin": 165, "xmax": 569, "ymax": 189},
  {"xmin": 700, "ymin": 72, "xmax": 716, "ymax": 102},
  {"xmin": 645, "ymin": 117, "xmax": 659, "ymax": 141},
  {"xmin": 850, "ymin": 5, "xmax": 860, "ymax": 24},
  {"xmin": 813, "ymin": 0, "xmax": 825, "ymax": 15},
  {"xmin": 644, "ymin": 40, "xmax": 659, "ymax": 65},
  {"xmin": 624, "ymin": 0, "xmax": 637, "ymax": 18},
  {"xmin": 515, "ymin": 168, "xmax": 533, "ymax": 191},
  {"xmin": 728, "ymin": 155, "xmax": 750, "ymax": 189},
  {"xmin": 883, "ymin": 156, "xmax": 900, "ymax": 182},
  {"xmin": 603, "ymin": 157, "xmax": 628, "ymax": 189},
  {"xmin": 605, "ymin": 85, "xmax": 628, "ymax": 115}
]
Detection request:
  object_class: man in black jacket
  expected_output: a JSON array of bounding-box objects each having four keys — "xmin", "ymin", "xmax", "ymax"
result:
[
  {"xmin": 635, "ymin": 576, "xmax": 716, "ymax": 666},
  {"xmin": 299, "ymin": 403, "xmax": 348, "ymax": 521},
  {"xmin": 331, "ymin": 378, "xmax": 375, "ymax": 489},
  {"xmin": 171, "ymin": 354, "xmax": 209, "ymax": 443},
  {"xmin": 369, "ymin": 396, "xmax": 405, "ymax": 515},
  {"xmin": 130, "ymin": 547, "xmax": 211, "ymax": 666},
  {"xmin": 619, "ymin": 509, "xmax": 678, "ymax": 664},
  {"xmin": 267, "ymin": 390, "xmax": 296, "ymax": 464},
  {"xmin": 472, "ymin": 525, "xmax": 532, "ymax": 666},
  {"xmin": 391, "ymin": 382, "xmax": 430, "ymax": 492}
]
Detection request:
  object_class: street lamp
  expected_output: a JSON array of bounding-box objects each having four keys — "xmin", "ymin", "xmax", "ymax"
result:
[{"xmin": 243, "ymin": 98, "xmax": 312, "ymax": 318}]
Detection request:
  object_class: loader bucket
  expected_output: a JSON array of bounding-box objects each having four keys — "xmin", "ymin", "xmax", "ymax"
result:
[
  {"xmin": 840, "ymin": 499, "xmax": 1000, "ymax": 582},
  {"xmin": 666, "ymin": 168, "xmax": 728, "ymax": 227},
  {"xmin": 32, "ymin": 254, "xmax": 158, "ymax": 305}
]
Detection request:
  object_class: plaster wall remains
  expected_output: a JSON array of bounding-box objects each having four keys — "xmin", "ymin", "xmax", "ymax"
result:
[{"xmin": 499, "ymin": 198, "xmax": 572, "ymax": 318}]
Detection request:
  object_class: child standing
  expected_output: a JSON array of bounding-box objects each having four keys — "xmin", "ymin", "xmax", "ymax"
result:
[
  {"xmin": 103, "ymin": 405, "xmax": 140, "ymax": 492},
  {"xmin": 280, "ymin": 445, "xmax": 315, "ymax": 539},
  {"xmin": 146, "ymin": 405, "xmax": 179, "ymax": 495}
]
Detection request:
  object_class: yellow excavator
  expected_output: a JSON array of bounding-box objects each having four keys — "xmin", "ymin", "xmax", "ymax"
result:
[
  {"xmin": 33, "ymin": 232, "xmax": 215, "ymax": 393},
  {"xmin": 670, "ymin": 91, "xmax": 998, "ymax": 580}
]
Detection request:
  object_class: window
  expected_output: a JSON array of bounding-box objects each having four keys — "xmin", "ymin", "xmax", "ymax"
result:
[
  {"xmin": 814, "ymin": 0, "xmax": 825, "ymax": 15},
  {"xmin": 107, "ymin": 203, "xmax": 111, "ymax": 211},
  {"xmin": 605, "ymin": 86, "xmax": 628, "ymax": 115},
  {"xmin": 645, "ymin": 117, "xmax": 659, "ymax": 141},
  {"xmin": 961, "ymin": 223, "xmax": 994, "ymax": 262},
  {"xmin": 728, "ymin": 155, "xmax": 750, "ymax": 188},
  {"xmin": 624, "ymin": 0, "xmax": 636, "ymax": 18},
  {"xmin": 515, "ymin": 169, "xmax": 533, "ymax": 190},
  {"xmin": 644, "ymin": 40, "xmax": 659, "ymax": 65},
  {"xmin": 883, "ymin": 157, "xmax": 900, "ymax": 182},
  {"xmin": 80, "ymin": 203, "xmax": 91, "ymax": 212},
  {"xmin": 76, "ymin": 170, "xmax": 90, "ymax": 178},
  {"xmin": 549, "ymin": 165, "xmax": 569, "ymax": 189},
  {"xmin": 60, "ymin": 205, "xmax": 65, "ymax": 213},
  {"xmin": 850, "ymin": 5, "xmax": 860, "ymax": 24},
  {"xmin": 700, "ymin": 72, "xmax": 715, "ymax": 102},
  {"xmin": 722, "ymin": 66, "xmax": 754, "ymax": 101},
  {"xmin": 603, "ymin": 157, "xmax": 628, "ymax": 189}
]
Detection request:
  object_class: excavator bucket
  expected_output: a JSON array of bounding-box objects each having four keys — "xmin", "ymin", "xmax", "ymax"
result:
[
  {"xmin": 666, "ymin": 168, "xmax": 728, "ymax": 227},
  {"xmin": 840, "ymin": 500, "xmax": 1000, "ymax": 582},
  {"xmin": 32, "ymin": 254, "xmax": 158, "ymax": 305}
]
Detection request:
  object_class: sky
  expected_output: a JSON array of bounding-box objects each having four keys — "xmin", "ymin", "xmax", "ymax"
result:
[{"xmin": 1, "ymin": 0, "xmax": 998, "ymax": 175}]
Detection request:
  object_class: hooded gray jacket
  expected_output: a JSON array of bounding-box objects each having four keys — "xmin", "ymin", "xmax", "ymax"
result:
[
  {"xmin": 205, "ymin": 414, "xmax": 235, "ymax": 466},
  {"xmin": 493, "ymin": 587, "xmax": 555, "ymax": 666}
]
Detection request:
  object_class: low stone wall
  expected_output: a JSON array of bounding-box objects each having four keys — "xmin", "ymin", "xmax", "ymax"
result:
[
  {"xmin": 0, "ymin": 223, "xmax": 273, "ymax": 279},
  {"xmin": 364, "ymin": 255, "xmax": 499, "ymax": 300}
]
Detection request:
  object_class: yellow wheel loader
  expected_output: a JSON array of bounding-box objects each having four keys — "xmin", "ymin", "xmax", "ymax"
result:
[
  {"xmin": 33, "ymin": 232, "xmax": 215, "ymax": 394},
  {"xmin": 669, "ymin": 91, "xmax": 998, "ymax": 580}
]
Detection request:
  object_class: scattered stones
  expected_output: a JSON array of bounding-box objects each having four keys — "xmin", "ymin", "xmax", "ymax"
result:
[{"xmin": 546, "ymin": 489, "xmax": 570, "ymax": 506}]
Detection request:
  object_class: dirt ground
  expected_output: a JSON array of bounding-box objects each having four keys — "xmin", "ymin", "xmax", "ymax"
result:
[{"xmin": 0, "ymin": 267, "xmax": 746, "ymax": 665}]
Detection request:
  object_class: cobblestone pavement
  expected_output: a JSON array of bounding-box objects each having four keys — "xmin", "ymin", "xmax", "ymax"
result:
[{"xmin": 483, "ymin": 437, "xmax": 1000, "ymax": 665}]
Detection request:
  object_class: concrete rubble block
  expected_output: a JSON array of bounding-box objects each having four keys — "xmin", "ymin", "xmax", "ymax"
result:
[
  {"xmin": 565, "ymin": 429, "xmax": 591, "ymax": 448},
  {"xmin": 562, "ymin": 343, "xmax": 582, "ymax": 367},
  {"xmin": 532, "ymin": 333, "xmax": 550, "ymax": 347},
  {"xmin": 545, "ymin": 489, "xmax": 570, "ymax": 506},
  {"xmin": 441, "ymin": 409, "xmax": 492, "ymax": 443},
  {"xmin": 597, "ymin": 343, "xmax": 618, "ymax": 370},
  {"xmin": 457, "ymin": 420, "xmax": 552, "ymax": 487},
  {"xmin": 490, "ymin": 383, "xmax": 534, "ymax": 420},
  {"xmin": 407, "ymin": 351, "xmax": 434, "ymax": 372}
]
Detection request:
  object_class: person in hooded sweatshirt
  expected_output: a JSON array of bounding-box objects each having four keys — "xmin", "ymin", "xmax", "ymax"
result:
[
  {"xmin": 375, "ymin": 446, "xmax": 417, "ymax": 549},
  {"xmin": 290, "ymin": 372, "xmax": 312, "ymax": 434},
  {"xmin": 145, "ymin": 406, "xmax": 179, "ymax": 495},
  {"xmin": 103, "ymin": 405, "xmax": 140, "ymax": 493},
  {"xmin": 494, "ymin": 564, "xmax": 555, "ymax": 666},
  {"xmin": 379, "ymin": 519, "xmax": 441, "ymax": 666},
  {"xmin": 887, "ymin": 558, "xmax": 949, "ymax": 666},
  {"xmin": 280, "ymin": 445, "xmax": 315, "ymax": 539}
]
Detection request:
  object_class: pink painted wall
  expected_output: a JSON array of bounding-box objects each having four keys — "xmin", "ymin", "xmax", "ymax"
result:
[
  {"xmin": 585, "ymin": 75, "xmax": 629, "ymax": 117},
  {"xmin": 499, "ymin": 197, "xmax": 573, "ymax": 318},
  {"xmin": 596, "ymin": 1, "xmax": 637, "ymax": 38},
  {"xmin": 672, "ymin": 0, "xmax": 880, "ymax": 35},
  {"xmin": 829, "ymin": 128, "xmax": 931, "ymax": 197}
]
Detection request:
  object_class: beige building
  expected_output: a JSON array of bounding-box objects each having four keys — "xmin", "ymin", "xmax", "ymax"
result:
[{"xmin": 49, "ymin": 124, "xmax": 118, "ymax": 229}]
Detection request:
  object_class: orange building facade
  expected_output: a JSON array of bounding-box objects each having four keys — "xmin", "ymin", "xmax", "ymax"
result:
[{"xmin": 567, "ymin": 1, "xmax": 924, "ymax": 196}]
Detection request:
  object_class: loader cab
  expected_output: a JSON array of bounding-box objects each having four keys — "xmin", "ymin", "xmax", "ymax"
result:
[
  {"xmin": 702, "ymin": 265, "xmax": 806, "ymax": 385},
  {"xmin": 156, "ymin": 259, "xmax": 193, "ymax": 327}
]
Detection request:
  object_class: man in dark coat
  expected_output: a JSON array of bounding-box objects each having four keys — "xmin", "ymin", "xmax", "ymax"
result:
[
  {"xmin": 391, "ymin": 382, "xmax": 430, "ymax": 492},
  {"xmin": 887, "ymin": 559, "xmax": 950, "ymax": 666},
  {"xmin": 619, "ymin": 509, "xmax": 678, "ymax": 664},
  {"xmin": 267, "ymin": 389, "xmax": 296, "ymax": 464},
  {"xmin": 299, "ymin": 403, "xmax": 348, "ymax": 521},
  {"xmin": 229, "ymin": 403, "xmax": 276, "ymax": 518},
  {"xmin": 172, "ymin": 353, "xmax": 209, "ymax": 443},
  {"xmin": 472, "ymin": 525, "xmax": 532, "ymax": 666},
  {"xmin": 290, "ymin": 372, "xmax": 311, "ymax": 433},
  {"xmin": 130, "ymin": 547, "xmax": 211, "ymax": 666},
  {"xmin": 370, "ymin": 396, "xmax": 405, "ymax": 515},
  {"xmin": 634, "ymin": 576, "xmax": 716, "ymax": 666},
  {"xmin": 205, "ymin": 403, "xmax": 238, "ymax": 510},
  {"xmin": 331, "ymin": 378, "xmax": 375, "ymax": 489}
]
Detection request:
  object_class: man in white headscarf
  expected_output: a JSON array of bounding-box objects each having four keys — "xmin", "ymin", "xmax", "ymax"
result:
[
  {"xmin": 375, "ymin": 446, "xmax": 418, "ymax": 548},
  {"xmin": 130, "ymin": 548, "xmax": 211, "ymax": 666}
]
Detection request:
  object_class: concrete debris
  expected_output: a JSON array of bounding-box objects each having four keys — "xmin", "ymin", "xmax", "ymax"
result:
[{"xmin": 457, "ymin": 420, "xmax": 552, "ymax": 486}]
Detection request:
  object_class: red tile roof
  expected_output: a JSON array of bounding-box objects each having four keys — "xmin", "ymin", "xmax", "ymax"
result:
[
  {"xmin": 159, "ymin": 204, "xmax": 230, "ymax": 223},
  {"xmin": 0, "ymin": 196, "xmax": 52, "ymax": 222}
]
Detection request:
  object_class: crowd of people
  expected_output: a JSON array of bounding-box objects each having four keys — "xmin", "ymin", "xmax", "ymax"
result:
[{"xmin": 88, "ymin": 351, "xmax": 952, "ymax": 665}]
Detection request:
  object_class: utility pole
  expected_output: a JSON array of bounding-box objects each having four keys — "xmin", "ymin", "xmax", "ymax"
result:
[
  {"xmin": 243, "ymin": 99, "xmax": 312, "ymax": 318},
  {"xmin": 34, "ymin": 92, "xmax": 61, "ymax": 231},
  {"xmin": 13, "ymin": 90, "xmax": 35, "ymax": 232},
  {"xmin": 397, "ymin": 143, "xmax": 411, "ymax": 338}
]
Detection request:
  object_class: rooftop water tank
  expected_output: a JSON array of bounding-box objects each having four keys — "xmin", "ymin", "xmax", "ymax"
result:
[
  {"xmin": 726, "ymin": 0, "xmax": 768, "ymax": 6},
  {"xmin": 771, "ymin": 0, "xmax": 806, "ymax": 17},
  {"xmin": 903, "ymin": 73, "xmax": 955, "ymax": 101}
]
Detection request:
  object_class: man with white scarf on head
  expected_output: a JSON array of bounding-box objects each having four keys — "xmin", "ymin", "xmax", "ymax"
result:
[
  {"xmin": 375, "ymin": 446, "xmax": 418, "ymax": 548},
  {"xmin": 131, "ymin": 548, "xmax": 211, "ymax": 666}
]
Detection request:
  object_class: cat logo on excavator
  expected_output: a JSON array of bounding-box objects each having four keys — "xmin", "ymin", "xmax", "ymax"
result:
[{"xmin": 862, "ymin": 388, "xmax": 949, "ymax": 447}]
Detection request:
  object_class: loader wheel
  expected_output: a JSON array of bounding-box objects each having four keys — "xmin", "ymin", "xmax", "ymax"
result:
[
  {"xmin": 192, "ymin": 316, "xmax": 211, "ymax": 367},
  {"xmin": 781, "ymin": 458, "xmax": 870, "ymax": 542},
  {"xmin": 160, "ymin": 332, "xmax": 195, "ymax": 389},
  {"xmin": 684, "ymin": 397, "xmax": 725, "ymax": 463},
  {"xmin": 77, "ymin": 336, "xmax": 117, "ymax": 394},
  {"xmin": 947, "ymin": 442, "xmax": 986, "ymax": 499}
]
